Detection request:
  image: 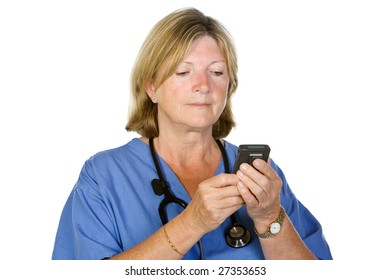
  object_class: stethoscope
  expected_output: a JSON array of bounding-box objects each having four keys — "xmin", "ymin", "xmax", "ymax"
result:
[{"xmin": 149, "ymin": 138, "xmax": 251, "ymax": 259}]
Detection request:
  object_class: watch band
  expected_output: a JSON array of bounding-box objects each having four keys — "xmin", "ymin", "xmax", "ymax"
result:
[{"xmin": 254, "ymin": 206, "xmax": 286, "ymax": 238}]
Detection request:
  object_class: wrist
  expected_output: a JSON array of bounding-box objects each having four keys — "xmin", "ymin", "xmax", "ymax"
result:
[
  {"xmin": 178, "ymin": 210, "xmax": 207, "ymax": 238},
  {"xmin": 253, "ymin": 206, "xmax": 281, "ymax": 231},
  {"xmin": 254, "ymin": 206, "xmax": 286, "ymax": 238}
]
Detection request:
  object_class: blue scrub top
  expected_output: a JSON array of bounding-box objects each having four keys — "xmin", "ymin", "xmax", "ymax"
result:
[{"xmin": 52, "ymin": 138, "xmax": 332, "ymax": 260}]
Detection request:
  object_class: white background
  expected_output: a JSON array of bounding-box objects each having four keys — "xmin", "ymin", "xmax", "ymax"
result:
[{"xmin": 1, "ymin": 0, "xmax": 389, "ymax": 278}]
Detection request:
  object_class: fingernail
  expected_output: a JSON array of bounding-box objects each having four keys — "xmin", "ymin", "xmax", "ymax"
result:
[
  {"xmin": 237, "ymin": 170, "xmax": 244, "ymax": 178},
  {"xmin": 240, "ymin": 163, "xmax": 249, "ymax": 171}
]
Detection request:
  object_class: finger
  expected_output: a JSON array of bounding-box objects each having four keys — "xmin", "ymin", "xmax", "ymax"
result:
[
  {"xmin": 237, "ymin": 180, "xmax": 260, "ymax": 207},
  {"xmin": 225, "ymin": 204, "xmax": 244, "ymax": 217},
  {"xmin": 237, "ymin": 163, "xmax": 269, "ymax": 187},
  {"xmin": 201, "ymin": 185, "xmax": 244, "ymax": 208},
  {"xmin": 194, "ymin": 181, "xmax": 243, "ymax": 212},
  {"xmin": 189, "ymin": 194, "xmax": 244, "ymax": 229},
  {"xmin": 237, "ymin": 169, "xmax": 267, "ymax": 201},
  {"xmin": 252, "ymin": 159, "xmax": 283, "ymax": 192},
  {"xmin": 201, "ymin": 173, "xmax": 239, "ymax": 188},
  {"xmin": 217, "ymin": 185, "xmax": 242, "ymax": 198},
  {"xmin": 252, "ymin": 159, "xmax": 276, "ymax": 180},
  {"xmin": 197, "ymin": 181, "xmax": 242, "ymax": 202},
  {"xmin": 215, "ymin": 195, "xmax": 245, "ymax": 209},
  {"xmin": 207, "ymin": 203, "xmax": 244, "ymax": 224},
  {"xmin": 238, "ymin": 164, "xmax": 270, "ymax": 195}
]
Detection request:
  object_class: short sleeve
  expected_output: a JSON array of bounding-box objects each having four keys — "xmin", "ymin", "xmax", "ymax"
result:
[
  {"xmin": 271, "ymin": 160, "xmax": 333, "ymax": 260},
  {"xmin": 52, "ymin": 160, "xmax": 122, "ymax": 260}
]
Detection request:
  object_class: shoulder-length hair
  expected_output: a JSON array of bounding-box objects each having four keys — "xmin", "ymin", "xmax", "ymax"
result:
[{"xmin": 125, "ymin": 8, "xmax": 238, "ymax": 139}]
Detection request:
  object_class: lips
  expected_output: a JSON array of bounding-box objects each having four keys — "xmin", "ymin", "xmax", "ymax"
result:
[{"xmin": 188, "ymin": 102, "xmax": 210, "ymax": 107}]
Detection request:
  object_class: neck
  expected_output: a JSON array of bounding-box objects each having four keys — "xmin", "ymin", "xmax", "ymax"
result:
[{"xmin": 153, "ymin": 131, "xmax": 219, "ymax": 167}]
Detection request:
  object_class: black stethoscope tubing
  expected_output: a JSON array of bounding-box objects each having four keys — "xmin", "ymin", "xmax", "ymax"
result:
[{"xmin": 149, "ymin": 138, "xmax": 250, "ymax": 259}]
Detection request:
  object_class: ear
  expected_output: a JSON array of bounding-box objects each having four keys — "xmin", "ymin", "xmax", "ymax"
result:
[{"xmin": 145, "ymin": 82, "xmax": 157, "ymax": 103}]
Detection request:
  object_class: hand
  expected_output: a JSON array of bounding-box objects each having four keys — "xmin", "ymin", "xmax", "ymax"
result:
[
  {"xmin": 236, "ymin": 159, "xmax": 282, "ymax": 225},
  {"xmin": 182, "ymin": 173, "xmax": 244, "ymax": 235}
]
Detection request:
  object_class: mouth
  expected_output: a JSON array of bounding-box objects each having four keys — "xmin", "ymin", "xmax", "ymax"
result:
[{"xmin": 188, "ymin": 102, "xmax": 211, "ymax": 108}]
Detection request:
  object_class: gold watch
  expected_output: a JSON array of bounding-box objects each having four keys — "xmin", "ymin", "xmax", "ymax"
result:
[{"xmin": 254, "ymin": 206, "xmax": 286, "ymax": 238}]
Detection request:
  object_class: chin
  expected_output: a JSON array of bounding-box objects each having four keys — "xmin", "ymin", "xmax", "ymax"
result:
[
  {"xmin": 180, "ymin": 113, "xmax": 219, "ymax": 130},
  {"xmin": 185, "ymin": 120, "xmax": 217, "ymax": 131}
]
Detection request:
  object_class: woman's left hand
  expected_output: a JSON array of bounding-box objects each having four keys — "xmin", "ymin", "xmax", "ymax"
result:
[{"xmin": 236, "ymin": 159, "xmax": 282, "ymax": 225}]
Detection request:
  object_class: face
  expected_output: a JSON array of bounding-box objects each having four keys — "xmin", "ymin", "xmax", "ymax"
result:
[{"xmin": 148, "ymin": 36, "xmax": 230, "ymax": 135}]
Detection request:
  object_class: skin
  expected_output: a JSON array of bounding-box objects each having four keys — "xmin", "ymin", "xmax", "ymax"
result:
[{"xmin": 109, "ymin": 36, "xmax": 316, "ymax": 260}]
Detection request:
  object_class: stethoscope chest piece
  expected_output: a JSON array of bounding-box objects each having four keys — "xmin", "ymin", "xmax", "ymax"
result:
[{"xmin": 226, "ymin": 224, "xmax": 251, "ymax": 248}]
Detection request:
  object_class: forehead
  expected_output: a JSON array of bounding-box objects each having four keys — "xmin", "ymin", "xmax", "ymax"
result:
[{"xmin": 184, "ymin": 36, "xmax": 226, "ymax": 61}]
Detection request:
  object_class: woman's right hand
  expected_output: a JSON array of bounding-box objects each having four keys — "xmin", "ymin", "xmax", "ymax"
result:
[{"xmin": 180, "ymin": 173, "xmax": 244, "ymax": 235}]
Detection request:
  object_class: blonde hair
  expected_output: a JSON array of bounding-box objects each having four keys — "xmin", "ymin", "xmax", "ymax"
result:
[{"xmin": 125, "ymin": 8, "xmax": 238, "ymax": 138}]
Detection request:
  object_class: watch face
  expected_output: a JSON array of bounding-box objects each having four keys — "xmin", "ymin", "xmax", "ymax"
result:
[{"xmin": 270, "ymin": 222, "xmax": 281, "ymax": 234}]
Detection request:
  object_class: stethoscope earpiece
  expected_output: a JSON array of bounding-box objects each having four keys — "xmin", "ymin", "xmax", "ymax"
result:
[{"xmin": 226, "ymin": 224, "xmax": 251, "ymax": 248}]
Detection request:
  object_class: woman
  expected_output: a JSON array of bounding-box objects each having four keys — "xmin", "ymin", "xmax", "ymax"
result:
[{"xmin": 52, "ymin": 8, "xmax": 332, "ymax": 260}]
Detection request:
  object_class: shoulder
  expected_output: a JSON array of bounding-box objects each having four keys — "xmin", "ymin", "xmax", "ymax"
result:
[
  {"xmin": 86, "ymin": 138, "xmax": 147, "ymax": 167},
  {"xmin": 76, "ymin": 138, "xmax": 150, "ymax": 186}
]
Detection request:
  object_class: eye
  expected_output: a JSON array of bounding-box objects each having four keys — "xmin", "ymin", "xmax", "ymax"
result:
[
  {"xmin": 176, "ymin": 71, "xmax": 189, "ymax": 76},
  {"xmin": 212, "ymin": 71, "xmax": 224, "ymax": 76},
  {"xmin": 211, "ymin": 70, "xmax": 224, "ymax": 77}
]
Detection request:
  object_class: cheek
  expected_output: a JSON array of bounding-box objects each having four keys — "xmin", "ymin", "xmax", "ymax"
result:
[
  {"xmin": 216, "ymin": 78, "xmax": 229, "ymax": 95},
  {"xmin": 158, "ymin": 95, "xmax": 177, "ymax": 112},
  {"xmin": 217, "ymin": 84, "xmax": 229, "ymax": 105},
  {"xmin": 156, "ymin": 88, "xmax": 184, "ymax": 114}
]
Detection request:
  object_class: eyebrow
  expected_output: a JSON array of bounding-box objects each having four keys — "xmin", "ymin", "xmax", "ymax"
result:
[{"xmin": 180, "ymin": 60, "xmax": 227, "ymax": 66}]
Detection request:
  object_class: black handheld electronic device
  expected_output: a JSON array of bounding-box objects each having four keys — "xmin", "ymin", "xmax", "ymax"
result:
[{"xmin": 232, "ymin": 144, "xmax": 271, "ymax": 173}]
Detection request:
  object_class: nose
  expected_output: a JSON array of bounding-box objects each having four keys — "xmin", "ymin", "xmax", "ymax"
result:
[{"xmin": 192, "ymin": 71, "xmax": 210, "ymax": 94}]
